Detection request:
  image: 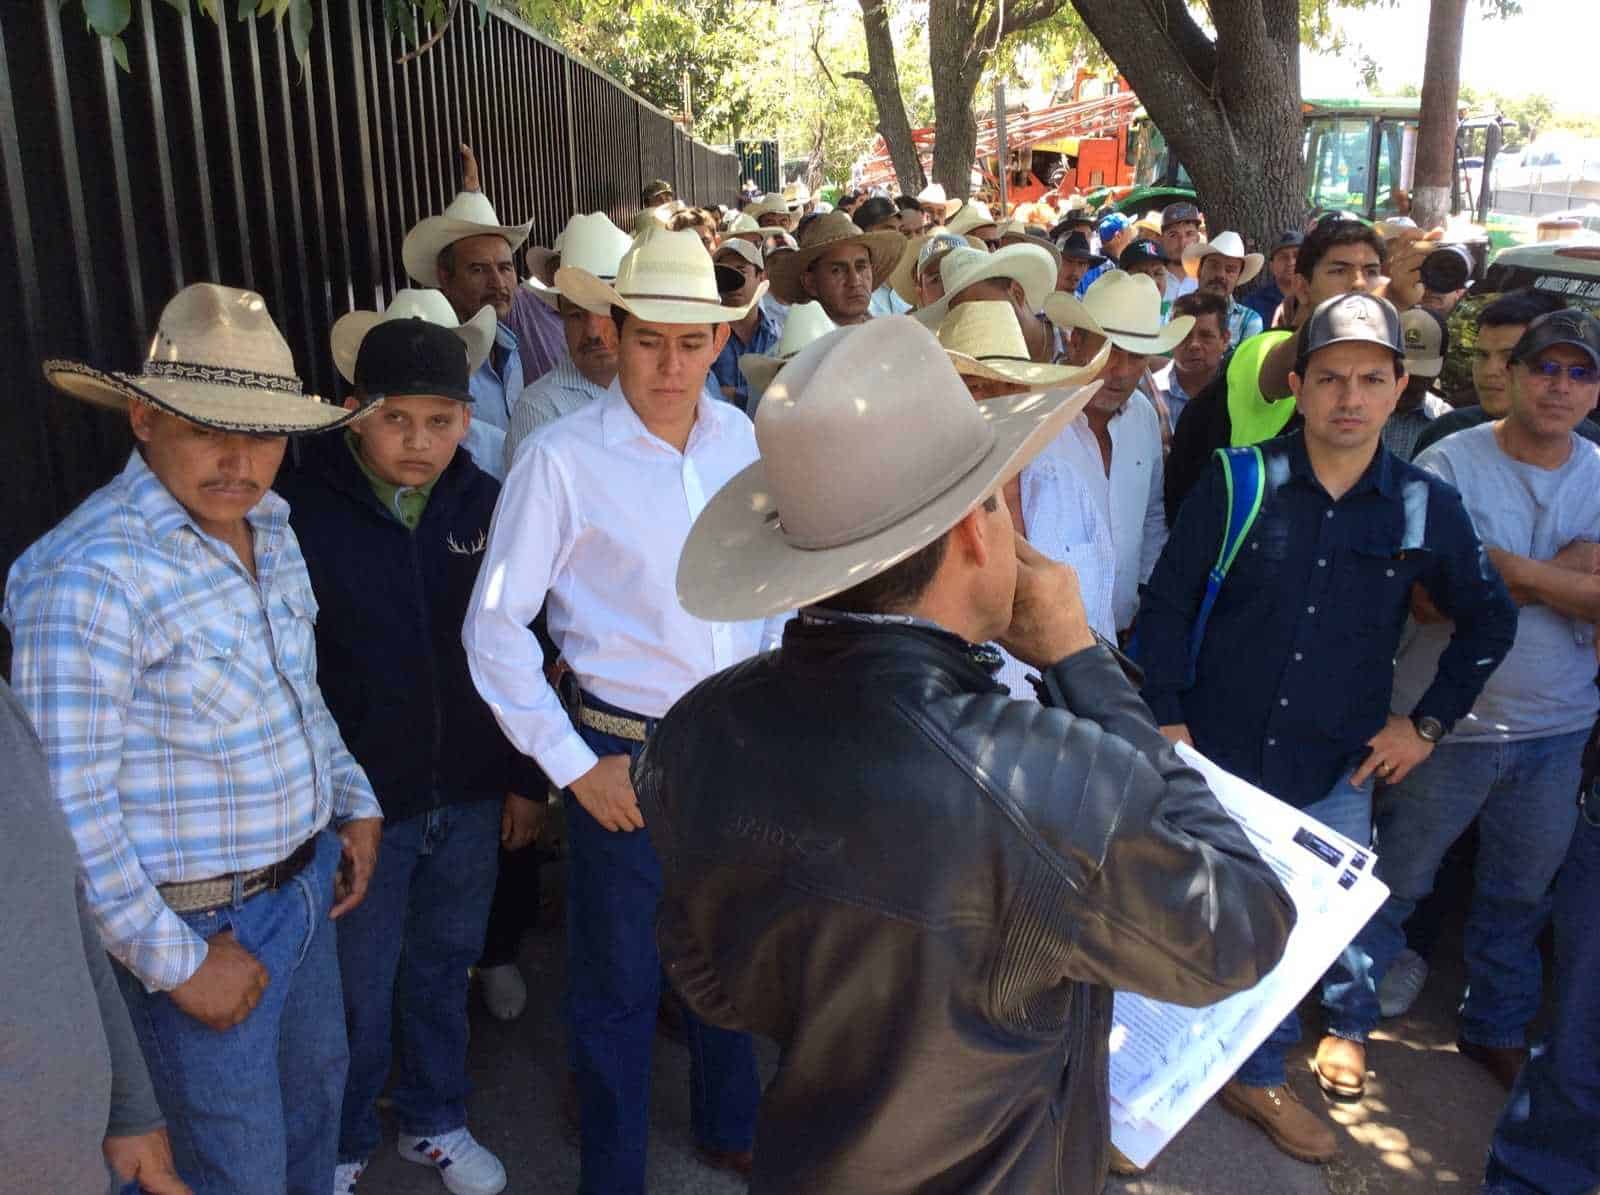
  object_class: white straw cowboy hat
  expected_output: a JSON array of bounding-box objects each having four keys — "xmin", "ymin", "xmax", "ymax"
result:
[
  {"xmin": 913, "ymin": 243, "xmax": 1059, "ymax": 330},
  {"xmin": 677, "ymin": 314, "xmax": 1102, "ymax": 621},
  {"xmin": 947, "ymin": 199, "xmax": 999, "ymax": 239},
  {"xmin": 1044, "ymin": 270, "xmax": 1195, "ymax": 356},
  {"xmin": 738, "ymin": 301, "xmax": 838, "ymax": 394},
  {"xmin": 887, "ymin": 230, "xmax": 986, "ymax": 307},
  {"xmin": 522, "ymin": 212, "xmax": 633, "ymax": 309},
  {"xmin": 723, "ymin": 211, "xmax": 788, "ymax": 241},
  {"xmin": 916, "ymin": 182, "xmax": 963, "ymax": 220},
  {"xmin": 782, "ymin": 181, "xmax": 811, "ymax": 211},
  {"xmin": 402, "ymin": 191, "xmax": 534, "ymax": 289},
  {"xmin": 745, "ymin": 193, "xmax": 791, "ymax": 222},
  {"xmin": 1182, "ymin": 230, "xmax": 1265, "ymax": 285},
  {"xmin": 556, "ymin": 226, "xmax": 767, "ymax": 324},
  {"xmin": 330, "ymin": 289, "xmax": 496, "ymax": 385},
  {"xmin": 44, "ymin": 283, "xmax": 362, "ymax": 434},
  {"xmin": 764, "ymin": 211, "xmax": 907, "ymax": 305},
  {"xmin": 938, "ymin": 301, "xmax": 1109, "ymax": 389}
]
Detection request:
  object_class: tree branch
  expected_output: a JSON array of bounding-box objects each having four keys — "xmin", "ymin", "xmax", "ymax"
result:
[
  {"xmin": 1159, "ymin": 0, "xmax": 1217, "ymax": 88},
  {"xmin": 394, "ymin": 0, "xmax": 461, "ymax": 65}
]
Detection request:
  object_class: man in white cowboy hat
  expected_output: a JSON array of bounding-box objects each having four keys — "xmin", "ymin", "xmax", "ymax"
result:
[
  {"xmin": 746, "ymin": 192, "xmax": 794, "ymax": 231},
  {"xmin": 947, "ymin": 198, "xmax": 1001, "ymax": 248},
  {"xmin": 1183, "ymin": 230, "xmax": 1267, "ymax": 344},
  {"xmin": 737, "ymin": 300, "xmax": 837, "ymax": 413},
  {"xmin": 634, "ymin": 314, "xmax": 1293, "ymax": 1195},
  {"xmin": 503, "ymin": 211, "xmax": 634, "ymax": 467},
  {"xmin": 917, "ymin": 243, "xmax": 1060, "ymax": 364},
  {"xmin": 766, "ymin": 210, "xmax": 905, "ymax": 327},
  {"xmin": 783, "ymin": 179, "xmax": 813, "ymax": 220},
  {"xmin": 4, "ymin": 283, "xmax": 385, "ymax": 1195},
  {"xmin": 709, "ymin": 238, "xmax": 782, "ymax": 410},
  {"xmin": 886, "ymin": 230, "xmax": 971, "ymax": 311},
  {"xmin": 462, "ymin": 228, "xmax": 774, "ymax": 1193},
  {"xmin": 402, "ymin": 151, "xmax": 534, "ymax": 480},
  {"xmin": 916, "ymin": 180, "xmax": 963, "ymax": 226},
  {"xmin": 1046, "ymin": 272, "xmax": 1195, "ymax": 634}
]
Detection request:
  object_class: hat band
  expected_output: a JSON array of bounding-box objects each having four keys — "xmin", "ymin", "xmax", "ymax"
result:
[
  {"xmin": 141, "ymin": 358, "xmax": 303, "ymax": 393},
  {"xmin": 976, "ymin": 353, "xmax": 1035, "ymax": 365},
  {"xmin": 617, "ymin": 290, "xmax": 727, "ymax": 307},
  {"xmin": 1098, "ymin": 324, "xmax": 1160, "ymax": 340}
]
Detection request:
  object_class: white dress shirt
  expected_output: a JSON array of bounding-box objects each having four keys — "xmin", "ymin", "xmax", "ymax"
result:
[
  {"xmin": 463, "ymin": 384, "xmax": 777, "ymax": 790},
  {"xmin": 1058, "ymin": 391, "xmax": 1168, "ymax": 632}
]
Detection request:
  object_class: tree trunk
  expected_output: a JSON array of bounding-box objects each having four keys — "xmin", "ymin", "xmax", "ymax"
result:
[
  {"xmin": 1413, "ymin": 0, "xmax": 1468, "ymax": 229},
  {"xmin": 849, "ymin": 0, "xmax": 926, "ymax": 194}
]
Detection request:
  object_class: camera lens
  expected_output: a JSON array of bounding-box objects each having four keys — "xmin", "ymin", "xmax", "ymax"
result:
[{"xmin": 1419, "ymin": 244, "xmax": 1473, "ymax": 294}]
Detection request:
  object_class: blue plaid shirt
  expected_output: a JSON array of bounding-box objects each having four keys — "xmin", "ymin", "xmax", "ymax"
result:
[{"xmin": 4, "ymin": 451, "xmax": 380, "ymax": 992}]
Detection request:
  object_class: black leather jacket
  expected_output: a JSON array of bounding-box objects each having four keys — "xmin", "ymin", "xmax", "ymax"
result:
[{"xmin": 635, "ymin": 619, "xmax": 1294, "ymax": 1194}]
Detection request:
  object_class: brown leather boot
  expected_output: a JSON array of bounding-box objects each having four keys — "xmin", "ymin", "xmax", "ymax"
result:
[
  {"xmin": 1457, "ymin": 1036, "xmax": 1529, "ymax": 1091},
  {"xmin": 1312, "ymin": 1035, "xmax": 1367, "ymax": 1101},
  {"xmin": 1218, "ymin": 1080, "xmax": 1338, "ymax": 1164}
]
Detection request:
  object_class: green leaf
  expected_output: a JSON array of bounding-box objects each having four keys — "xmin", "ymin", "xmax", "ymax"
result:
[
  {"xmin": 108, "ymin": 32, "xmax": 129, "ymax": 70},
  {"xmin": 237, "ymin": 0, "xmax": 258, "ymax": 19},
  {"xmin": 474, "ymin": 0, "xmax": 490, "ymax": 26},
  {"xmin": 287, "ymin": 0, "xmax": 311, "ymax": 64},
  {"xmin": 82, "ymin": 0, "xmax": 132, "ymax": 37}
]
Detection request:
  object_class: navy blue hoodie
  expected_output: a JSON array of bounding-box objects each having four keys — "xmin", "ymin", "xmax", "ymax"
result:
[{"xmin": 276, "ymin": 435, "xmax": 544, "ymax": 822}]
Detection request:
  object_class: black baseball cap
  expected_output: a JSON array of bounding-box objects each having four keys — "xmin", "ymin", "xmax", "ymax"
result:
[
  {"xmin": 354, "ymin": 318, "xmax": 473, "ymax": 404},
  {"xmin": 1161, "ymin": 201, "xmax": 1202, "ymax": 229},
  {"xmin": 1119, "ymin": 238, "xmax": 1171, "ymax": 270},
  {"xmin": 1294, "ymin": 292, "xmax": 1404, "ymax": 373},
  {"xmin": 1509, "ymin": 308, "xmax": 1600, "ymax": 369},
  {"xmin": 1270, "ymin": 229, "xmax": 1306, "ymax": 256}
]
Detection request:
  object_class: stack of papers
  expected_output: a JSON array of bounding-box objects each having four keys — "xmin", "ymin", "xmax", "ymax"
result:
[{"xmin": 1108, "ymin": 744, "xmax": 1389, "ymax": 1167}]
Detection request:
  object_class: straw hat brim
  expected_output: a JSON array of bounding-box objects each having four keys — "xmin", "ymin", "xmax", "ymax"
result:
[
  {"xmin": 1043, "ymin": 293, "xmax": 1196, "ymax": 357},
  {"xmin": 330, "ymin": 305, "xmax": 496, "ymax": 385},
  {"xmin": 402, "ymin": 215, "xmax": 535, "ymax": 288},
  {"xmin": 945, "ymin": 339, "xmax": 1109, "ymax": 388},
  {"xmin": 43, "ymin": 360, "xmax": 363, "ymax": 434},
  {"xmin": 675, "ymin": 377, "xmax": 1102, "ymax": 622},
  {"xmin": 766, "ymin": 229, "xmax": 907, "ymax": 305},
  {"xmin": 1182, "ymin": 244, "xmax": 1265, "ymax": 286},
  {"xmin": 911, "ymin": 244, "xmax": 1060, "ymax": 331},
  {"xmin": 737, "ymin": 351, "xmax": 792, "ymax": 394},
  {"xmin": 887, "ymin": 231, "xmax": 987, "ymax": 308},
  {"xmin": 556, "ymin": 267, "xmax": 768, "ymax": 325}
]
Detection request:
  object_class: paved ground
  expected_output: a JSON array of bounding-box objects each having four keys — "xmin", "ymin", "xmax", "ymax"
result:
[{"xmin": 361, "ymin": 857, "xmax": 1515, "ymax": 1194}]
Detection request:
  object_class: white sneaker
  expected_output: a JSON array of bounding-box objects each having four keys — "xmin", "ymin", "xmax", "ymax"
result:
[
  {"xmin": 1378, "ymin": 949, "xmax": 1429, "ymax": 1018},
  {"xmin": 399, "ymin": 1128, "xmax": 508, "ymax": 1195},
  {"xmin": 478, "ymin": 963, "xmax": 527, "ymax": 1022},
  {"xmin": 333, "ymin": 1160, "xmax": 365, "ymax": 1195}
]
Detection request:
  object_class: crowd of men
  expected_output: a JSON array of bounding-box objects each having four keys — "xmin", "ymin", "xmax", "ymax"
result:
[{"xmin": 3, "ymin": 140, "xmax": 1597, "ymax": 1195}]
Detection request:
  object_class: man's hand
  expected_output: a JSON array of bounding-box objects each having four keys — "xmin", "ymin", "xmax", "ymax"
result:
[
  {"xmin": 168, "ymin": 931, "xmax": 268, "ymax": 1031},
  {"xmin": 998, "ymin": 534, "xmax": 1097, "ymax": 668},
  {"xmin": 1160, "ymin": 724, "xmax": 1195, "ymax": 748},
  {"xmin": 331, "ymin": 817, "xmax": 382, "ymax": 919},
  {"xmin": 501, "ymin": 793, "xmax": 547, "ymax": 851},
  {"xmin": 1410, "ymin": 581, "xmax": 1450, "ymax": 624},
  {"xmin": 460, "ymin": 142, "xmax": 481, "ymax": 192},
  {"xmin": 105, "ymin": 1127, "xmax": 191, "ymax": 1194},
  {"xmin": 1351, "ymin": 713, "xmax": 1435, "ymax": 788},
  {"xmin": 1381, "ymin": 228, "xmax": 1443, "ymax": 311},
  {"xmin": 570, "ymin": 755, "xmax": 644, "ymax": 832},
  {"xmin": 1552, "ymin": 539, "xmax": 1600, "ymax": 575}
]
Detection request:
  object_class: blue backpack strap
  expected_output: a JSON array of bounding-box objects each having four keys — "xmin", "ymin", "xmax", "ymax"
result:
[{"xmin": 1187, "ymin": 445, "xmax": 1266, "ymax": 673}]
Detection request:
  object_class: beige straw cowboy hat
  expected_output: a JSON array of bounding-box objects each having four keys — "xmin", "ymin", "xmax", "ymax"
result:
[
  {"xmin": 44, "ymin": 283, "xmax": 363, "ymax": 434},
  {"xmin": 402, "ymin": 191, "xmax": 534, "ymax": 289},
  {"xmin": 887, "ymin": 230, "xmax": 986, "ymax": 307},
  {"xmin": 556, "ymin": 226, "xmax": 767, "ymax": 324},
  {"xmin": 1182, "ymin": 230, "xmax": 1265, "ymax": 285},
  {"xmin": 947, "ymin": 199, "xmax": 999, "ymax": 239},
  {"xmin": 916, "ymin": 182, "xmax": 964, "ymax": 220},
  {"xmin": 676, "ymin": 314, "xmax": 1102, "ymax": 621},
  {"xmin": 913, "ymin": 243, "xmax": 1059, "ymax": 330},
  {"xmin": 746, "ymin": 193, "xmax": 791, "ymax": 222},
  {"xmin": 330, "ymin": 289, "xmax": 496, "ymax": 386},
  {"xmin": 1044, "ymin": 270, "xmax": 1195, "ymax": 356},
  {"xmin": 522, "ymin": 212, "xmax": 633, "ymax": 309},
  {"xmin": 937, "ymin": 301, "xmax": 1109, "ymax": 388},
  {"xmin": 738, "ymin": 301, "xmax": 839, "ymax": 395},
  {"xmin": 764, "ymin": 212, "xmax": 907, "ymax": 306}
]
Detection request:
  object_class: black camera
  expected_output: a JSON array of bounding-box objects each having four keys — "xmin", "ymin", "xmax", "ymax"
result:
[{"xmin": 1418, "ymin": 244, "xmax": 1474, "ymax": 294}]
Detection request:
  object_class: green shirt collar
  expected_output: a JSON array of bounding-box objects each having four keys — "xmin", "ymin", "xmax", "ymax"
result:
[{"xmin": 345, "ymin": 431, "xmax": 438, "ymax": 530}]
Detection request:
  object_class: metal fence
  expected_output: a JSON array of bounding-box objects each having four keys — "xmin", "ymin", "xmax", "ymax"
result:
[{"xmin": 0, "ymin": 0, "xmax": 739, "ymax": 581}]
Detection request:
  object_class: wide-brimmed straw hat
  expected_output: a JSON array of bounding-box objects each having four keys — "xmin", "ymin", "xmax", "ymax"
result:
[
  {"xmin": 913, "ymin": 243, "xmax": 1059, "ymax": 330},
  {"xmin": 402, "ymin": 191, "xmax": 533, "ymax": 288},
  {"xmin": 44, "ymin": 283, "xmax": 362, "ymax": 434},
  {"xmin": 522, "ymin": 212, "xmax": 633, "ymax": 309},
  {"xmin": 887, "ymin": 230, "xmax": 985, "ymax": 307},
  {"xmin": 1044, "ymin": 270, "xmax": 1195, "ymax": 356},
  {"xmin": 330, "ymin": 289, "xmax": 496, "ymax": 386},
  {"xmin": 1182, "ymin": 230, "xmax": 1265, "ymax": 285},
  {"xmin": 764, "ymin": 211, "xmax": 906, "ymax": 305},
  {"xmin": 938, "ymin": 301, "xmax": 1108, "ymax": 388},
  {"xmin": 738, "ymin": 301, "xmax": 838, "ymax": 394},
  {"xmin": 556, "ymin": 226, "xmax": 767, "ymax": 324},
  {"xmin": 916, "ymin": 182, "xmax": 963, "ymax": 220},
  {"xmin": 676, "ymin": 315, "xmax": 1101, "ymax": 621},
  {"xmin": 745, "ymin": 193, "xmax": 791, "ymax": 222},
  {"xmin": 998, "ymin": 220, "xmax": 1063, "ymax": 269},
  {"xmin": 947, "ymin": 200, "xmax": 999, "ymax": 239}
]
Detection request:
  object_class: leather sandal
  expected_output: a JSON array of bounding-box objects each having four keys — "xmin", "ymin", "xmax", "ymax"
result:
[{"xmin": 1312, "ymin": 1035, "xmax": 1367, "ymax": 1101}]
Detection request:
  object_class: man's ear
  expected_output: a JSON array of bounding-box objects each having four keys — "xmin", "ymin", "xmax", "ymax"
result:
[
  {"xmin": 127, "ymin": 401, "xmax": 156, "ymax": 443},
  {"xmin": 711, "ymin": 323, "xmax": 732, "ymax": 354},
  {"xmin": 799, "ymin": 268, "xmax": 819, "ymax": 301},
  {"xmin": 1287, "ymin": 370, "xmax": 1304, "ymax": 400},
  {"xmin": 1008, "ymin": 279, "xmax": 1028, "ymax": 310},
  {"xmin": 949, "ymin": 504, "xmax": 992, "ymax": 570}
]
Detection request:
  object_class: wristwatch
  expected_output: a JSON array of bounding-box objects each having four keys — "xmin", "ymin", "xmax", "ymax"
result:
[{"xmin": 1412, "ymin": 714, "xmax": 1446, "ymax": 743}]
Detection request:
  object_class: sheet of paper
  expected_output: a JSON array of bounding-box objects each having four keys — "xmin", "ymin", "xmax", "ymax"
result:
[{"xmin": 1108, "ymin": 743, "xmax": 1390, "ymax": 1165}]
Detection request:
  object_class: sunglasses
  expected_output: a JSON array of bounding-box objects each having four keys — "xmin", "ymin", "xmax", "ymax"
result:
[{"xmin": 1526, "ymin": 360, "xmax": 1600, "ymax": 384}]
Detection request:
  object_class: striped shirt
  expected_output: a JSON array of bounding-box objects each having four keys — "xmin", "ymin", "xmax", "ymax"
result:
[
  {"xmin": 3, "ymin": 451, "xmax": 380, "ymax": 992},
  {"xmin": 504, "ymin": 355, "xmax": 613, "ymax": 471}
]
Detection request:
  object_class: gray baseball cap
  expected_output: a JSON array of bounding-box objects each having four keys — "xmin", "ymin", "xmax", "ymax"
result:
[
  {"xmin": 1295, "ymin": 292, "xmax": 1405, "ymax": 373},
  {"xmin": 1510, "ymin": 308, "xmax": 1600, "ymax": 370}
]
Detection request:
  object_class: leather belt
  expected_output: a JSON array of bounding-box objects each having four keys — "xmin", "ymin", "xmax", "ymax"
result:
[
  {"xmin": 158, "ymin": 835, "xmax": 319, "ymax": 915},
  {"xmin": 577, "ymin": 703, "xmax": 649, "ymax": 743}
]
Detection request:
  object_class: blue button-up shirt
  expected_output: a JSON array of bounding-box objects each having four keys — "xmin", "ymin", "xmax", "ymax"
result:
[
  {"xmin": 3, "ymin": 452, "xmax": 381, "ymax": 991},
  {"xmin": 1138, "ymin": 432, "xmax": 1516, "ymax": 808},
  {"xmin": 710, "ymin": 307, "xmax": 781, "ymax": 413},
  {"xmin": 463, "ymin": 321, "xmax": 524, "ymax": 481}
]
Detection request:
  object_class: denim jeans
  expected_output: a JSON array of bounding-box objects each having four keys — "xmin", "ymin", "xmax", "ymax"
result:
[
  {"xmin": 1483, "ymin": 808, "xmax": 1599, "ymax": 1194},
  {"xmin": 1235, "ymin": 770, "xmax": 1375, "ymax": 1087},
  {"xmin": 114, "ymin": 829, "xmax": 347, "ymax": 1195},
  {"xmin": 1352, "ymin": 731, "xmax": 1585, "ymax": 1049},
  {"xmin": 566, "ymin": 696, "xmax": 759, "ymax": 1195},
  {"xmin": 337, "ymin": 799, "xmax": 501, "ymax": 1163}
]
